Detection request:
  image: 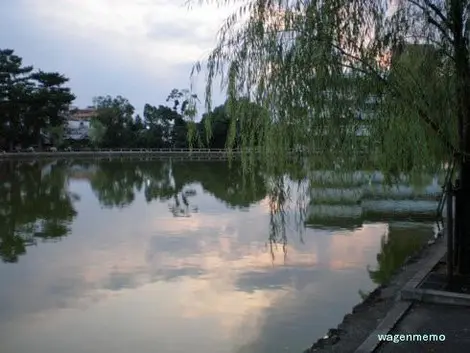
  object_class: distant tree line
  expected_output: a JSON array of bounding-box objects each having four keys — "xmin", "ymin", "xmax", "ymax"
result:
[
  {"xmin": 88, "ymin": 91, "xmax": 268, "ymax": 149},
  {"xmin": 0, "ymin": 49, "xmax": 267, "ymax": 151},
  {"xmin": 88, "ymin": 90, "xmax": 237, "ymax": 149}
]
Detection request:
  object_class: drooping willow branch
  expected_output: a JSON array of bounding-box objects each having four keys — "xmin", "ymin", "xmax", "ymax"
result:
[{"xmin": 188, "ymin": 0, "xmax": 461, "ymax": 173}]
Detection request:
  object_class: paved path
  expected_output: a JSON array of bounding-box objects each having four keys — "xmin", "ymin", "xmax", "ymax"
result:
[{"xmin": 377, "ymin": 302, "xmax": 470, "ymax": 352}]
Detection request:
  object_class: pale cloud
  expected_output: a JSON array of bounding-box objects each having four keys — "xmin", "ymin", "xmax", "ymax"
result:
[
  {"xmin": 0, "ymin": 0, "xmax": 230, "ymax": 111},
  {"xmin": 29, "ymin": 0, "xmax": 231, "ymax": 67},
  {"xmin": 327, "ymin": 223, "xmax": 388, "ymax": 270}
]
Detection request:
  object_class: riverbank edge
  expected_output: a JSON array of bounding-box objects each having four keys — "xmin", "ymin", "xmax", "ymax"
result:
[
  {"xmin": 302, "ymin": 234, "xmax": 444, "ymax": 353},
  {"xmin": 0, "ymin": 153, "xmax": 241, "ymax": 162}
]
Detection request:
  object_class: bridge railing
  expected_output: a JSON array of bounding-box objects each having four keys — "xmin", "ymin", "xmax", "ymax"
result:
[
  {"xmin": 2, "ymin": 147, "xmax": 369, "ymax": 155},
  {"xmin": 4, "ymin": 148, "xmax": 295, "ymax": 154},
  {"xmin": 71, "ymin": 148, "xmax": 249, "ymax": 153}
]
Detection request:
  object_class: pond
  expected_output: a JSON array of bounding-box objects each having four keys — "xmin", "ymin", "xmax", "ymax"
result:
[{"xmin": 0, "ymin": 159, "xmax": 439, "ymax": 353}]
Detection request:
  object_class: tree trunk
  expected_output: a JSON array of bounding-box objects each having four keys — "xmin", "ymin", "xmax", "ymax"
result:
[
  {"xmin": 450, "ymin": 0, "xmax": 470, "ymax": 274},
  {"xmin": 456, "ymin": 162, "xmax": 470, "ymax": 274},
  {"xmin": 456, "ymin": 102, "xmax": 470, "ymax": 274}
]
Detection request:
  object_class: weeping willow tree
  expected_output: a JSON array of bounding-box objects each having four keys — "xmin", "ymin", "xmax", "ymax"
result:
[{"xmin": 187, "ymin": 0, "xmax": 470, "ymax": 274}]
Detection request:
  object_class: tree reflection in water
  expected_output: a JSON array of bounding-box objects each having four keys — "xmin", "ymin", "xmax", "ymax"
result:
[
  {"xmin": 368, "ymin": 224, "xmax": 432, "ymax": 285},
  {"xmin": 168, "ymin": 189, "xmax": 198, "ymax": 217},
  {"xmin": 0, "ymin": 157, "xmax": 434, "ymax": 290},
  {"xmin": 87, "ymin": 159, "xmax": 269, "ymax": 216},
  {"xmin": 0, "ymin": 160, "xmax": 78, "ymax": 263},
  {"xmin": 267, "ymin": 177, "xmax": 288, "ymax": 262},
  {"xmin": 171, "ymin": 160, "xmax": 268, "ymax": 209},
  {"xmin": 264, "ymin": 159, "xmax": 311, "ymax": 263},
  {"xmin": 89, "ymin": 160, "xmax": 145, "ymax": 208},
  {"xmin": 87, "ymin": 158, "xmax": 301, "ymax": 260}
]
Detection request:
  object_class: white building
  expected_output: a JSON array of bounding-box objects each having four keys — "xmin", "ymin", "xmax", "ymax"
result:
[
  {"xmin": 63, "ymin": 106, "xmax": 96, "ymax": 141},
  {"xmin": 65, "ymin": 119, "xmax": 91, "ymax": 141}
]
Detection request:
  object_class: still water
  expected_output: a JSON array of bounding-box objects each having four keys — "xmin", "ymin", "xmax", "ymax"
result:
[{"xmin": 0, "ymin": 159, "xmax": 437, "ymax": 353}]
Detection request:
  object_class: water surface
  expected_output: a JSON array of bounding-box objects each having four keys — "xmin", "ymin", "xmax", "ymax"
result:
[{"xmin": 0, "ymin": 159, "xmax": 436, "ymax": 353}]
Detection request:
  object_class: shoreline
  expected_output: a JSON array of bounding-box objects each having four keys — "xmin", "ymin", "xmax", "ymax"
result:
[
  {"xmin": 303, "ymin": 235, "xmax": 443, "ymax": 353},
  {"xmin": 0, "ymin": 150, "xmax": 240, "ymax": 160}
]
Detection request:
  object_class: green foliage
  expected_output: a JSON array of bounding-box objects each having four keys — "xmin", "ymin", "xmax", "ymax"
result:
[
  {"xmin": 142, "ymin": 104, "xmax": 166, "ymax": 147},
  {"xmin": 89, "ymin": 118, "xmax": 107, "ymax": 146},
  {"xmin": 92, "ymin": 95, "xmax": 135, "ymax": 148},
  {"xmin": 45, "ymin": 125, "xmax": 65, "ymax": 147},
  {"xmin": 143, "ymin": 103, "xmax": 183, "ymax": 148},
  {"xmin": 0, "ymin": 49, "xmax": 34, "ymax": 149},
  {"xmin": 189, "ymin": 0, "xmax": 463, "ymax": 178},
  {"xmin": 0, "ymin": 49, "xmax": 75, "ymax": 150},
  {"xmin": 89, "ymin": 90, "xmax": 202, "ymax": 149},
  {"xmin": 200, "ymin": 104, "xmax": 231, "ymax": 148},
  {"xmin": 86, "ymin": 90, "xmax": 262, "ymax": 150},
  {"xmin": 28, "ymin": 71, "xmax": 75, "ymax": 136}
]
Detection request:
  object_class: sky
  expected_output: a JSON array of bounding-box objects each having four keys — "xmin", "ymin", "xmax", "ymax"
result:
[{"xmin": 0, "ymin": 0, "xmax": 233, "ymax": 116}]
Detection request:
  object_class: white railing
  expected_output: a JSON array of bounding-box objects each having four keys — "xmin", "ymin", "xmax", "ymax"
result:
[
  {"xmin": 3, "ymin": 148, "xmax": 285, "ymax": 154},
  {"xmin": 0, "ymin": 147, "xmax": 370, "ymax": 156}
]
